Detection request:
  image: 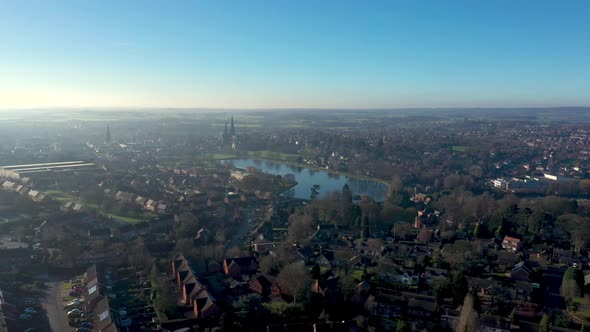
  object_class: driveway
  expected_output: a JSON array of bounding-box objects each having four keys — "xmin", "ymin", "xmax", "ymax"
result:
[{"xmin": 42, "ymin": 280, "xmax": 72, "ymax": 332}]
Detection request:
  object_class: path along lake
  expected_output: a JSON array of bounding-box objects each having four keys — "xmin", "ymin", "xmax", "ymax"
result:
[{"xmin": 222, "ymin": 159, "xmax": 389, "ymax": 202}]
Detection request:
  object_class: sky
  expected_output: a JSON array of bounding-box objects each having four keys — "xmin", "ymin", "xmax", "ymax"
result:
[{"xmin": 1, "ymin": 0, "xmax": 589, "ymax": 109}]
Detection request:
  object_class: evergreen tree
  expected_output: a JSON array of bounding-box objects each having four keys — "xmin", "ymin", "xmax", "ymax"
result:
[
  {"xmin": 540, "ymin": 314, "xmax": 550, "ymax": 332},
  {"xmin": 561, "ymin": 267, "xmax": 583, "ymax": 300}
]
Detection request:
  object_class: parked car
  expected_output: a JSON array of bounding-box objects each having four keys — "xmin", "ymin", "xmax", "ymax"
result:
[
  {"xmin": 24, "ymin": 307, "xmax": 37, "ymax": 314},
  {"xmin": 75, "ymin": 328, "xmax": 90, "ymax": 332},
  {"xmin": 19, "ymin": 313, "xmax": 32, "ymax": 320},
  {"xmin": 72, "ymin": 285, "xmax": 85, "ymax": 292},
  {"xmin": 79, "ymin": 321, "xmax": 93, "ymax": 328},
  {"xmin": 67, "ymin": 308, "xmax": 81, "ymax": 317}
]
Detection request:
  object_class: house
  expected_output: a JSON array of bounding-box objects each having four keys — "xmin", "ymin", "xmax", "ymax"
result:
[
  {"xmin": 296, "ymin": 247, "xmax": 316, "ymax": 264},
  {"xmin": 316, "ymin": 251, "xmax": 335, "ymax": 268},
  {"xmin": 480, "ymin": 316, "xmax": 511, "ymax": 332},
  {"xmin": 502, "ymin": 236, "xmax": 522, "ymax": 252},
  {"xmin": 407, "ymin": 298, "xmax": 438, "ymax": 327},
  {"xmin": 349, "ymin": 255, "xmax": 371, "ymax": 271},
  {"xmin": 366, "ymin": 293, "xmax": 406, "ymax": 319},
  {"xmin": 352, "ymin": 280, "xmax": 371, "ymax": 305},
  {"xmin": 312, "ymin": 321, "xmax": 358, "ymax": 332},
  {"xmin": 94, "ymin": 297, "xmax": 116, "ymax": 332},
  {"xmin": 250, "ymin": 274, "xmax": 281, "ymax": 297},
  {"xmin": 553, "ymin": 248, "xmax": 573, "ymax": 265},
  {"xmin": 424, "ymin": 267, "xmax": 449, "ymax": 287},
  {"xmin": 145, "ymin": 200, "xmax": 157, "ymax": 212},
  {"xmin": 223, "ymin": 256, "xmax": 258, "ymax": 278},
  {"xmin": 312, "ymin": 276, "xmax": 340, "ymax": 301},
  {"xmin": 512, "ymin": 280, "xmax": 535, "ymax": 302},
  {"xmin": 468, "ymin": 278, "xmax": 498, "ymax": 304},
  {"xmin": 157, "ymin": 203, "xmax": 167, "ymax": 214},
  {"xmin": 193, "ymin": 288, "xmax": 219, "ymax": 319},
  {"xmin": 28, "ymin": 190, "xmax": 45, "ymax": 202},
  {"xmin": 135, "ymin": 196, "xmax": 148, "ymax": 206},
  {"xmin": 495, "ymin": 251, "xmax": 517, "ymax": 272},
  {"xmin": 511, "ymin": 262, "xmax": 532, "ymax": 282},
  {"xmin": 61, "ymin": 201, "xmax": 73, "ymax": 212},
  {"xmin": 114, "ymin": 191, "xmax": 135, "ymax": 203}
]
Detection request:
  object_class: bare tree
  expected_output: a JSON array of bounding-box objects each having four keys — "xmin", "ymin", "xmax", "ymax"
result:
[
  {"xmin": 278, "ymin": 262, "xmax": 311, "ymax": 304},
  {"xmin": 455, "ymin": 293, "xmax": 479, "ymax": 332}
]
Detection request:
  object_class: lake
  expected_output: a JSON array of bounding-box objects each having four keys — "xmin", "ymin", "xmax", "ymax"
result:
[{"xmin": 222, "ymin": 159, "xmax": 389, "ymax": 202}]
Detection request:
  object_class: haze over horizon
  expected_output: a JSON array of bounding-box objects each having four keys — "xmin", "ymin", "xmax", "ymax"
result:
[{"xmin": 1, "ymin": 0, "xmax": 589, "ymax": 109}]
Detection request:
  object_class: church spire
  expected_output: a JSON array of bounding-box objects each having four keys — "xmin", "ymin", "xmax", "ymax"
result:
[
  {"xmin": 106, "ymin": 124, "xmax": 111, "ymax": 144},
  {"xmin": 223, "ymin": 122, "xmax": 229, "ymax": 144},
  {"xmin": 230, "ymin": 116, "xmax": 235, "ymax": 136}
]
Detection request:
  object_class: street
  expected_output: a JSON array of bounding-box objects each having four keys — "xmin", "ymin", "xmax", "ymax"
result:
[{"xmin": 42, "ymin": 280, "xmax": 71, "ymax": 332}]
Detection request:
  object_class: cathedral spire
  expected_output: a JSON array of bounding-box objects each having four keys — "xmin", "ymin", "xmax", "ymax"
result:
[
  {"xmin": 106, "ymin": 124, "xmax": 111, "ymax": 144},
  {"xmin": 230, "ymin": 116, "xmax": 235, "ymax": 136}
]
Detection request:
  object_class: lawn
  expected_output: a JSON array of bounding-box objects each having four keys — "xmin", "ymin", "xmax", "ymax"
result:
[
  {"xmin": 105, "ymin": 213, "xmax": 143, "ymax": 224},
  {"xmin": 452, "ymin": 145, "xmax": 469, "ymax": 152},
  {"xmin": 208, "ymin": 153, "xmax": 238, "ymax": 160},
  {"xmin": 244, "ymin": 150, "xmax": 300, "ymax": 162},
  {"xmin": 45, "ymin": 190, "xmax": 75, "ymax": 202}
]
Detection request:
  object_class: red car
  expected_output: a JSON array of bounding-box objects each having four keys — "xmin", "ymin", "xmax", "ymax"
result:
[{"xmin": 72, "ymin": 285, "xmax": 86, "ymax": 292}]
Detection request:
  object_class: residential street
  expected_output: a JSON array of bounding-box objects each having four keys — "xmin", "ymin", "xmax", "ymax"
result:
[{"xmin": 42, "ymin": 280, "xmax": 71, "ymax": 332}]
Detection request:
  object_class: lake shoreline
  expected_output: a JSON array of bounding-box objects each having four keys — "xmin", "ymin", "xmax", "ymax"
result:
[{"xmin": 220, "ymin": 157, "xmax": 391, "ymax": 201}]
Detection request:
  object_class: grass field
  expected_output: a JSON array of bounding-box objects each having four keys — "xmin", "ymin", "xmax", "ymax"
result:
[
  {"xmin": 45, "ymin": 190, "xmax": 76, "ymax": 202},
  {"xmin": 243, "ymin": 150, "xmax": 300, "ymax": 162},
  {"xmin": 452, "ymin": 145, "xmax": 469, "ymax": 152}
]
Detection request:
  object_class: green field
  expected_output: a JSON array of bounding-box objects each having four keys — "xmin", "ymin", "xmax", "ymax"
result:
[
  {"xmin": 243, "ymin": 150, "xmax": 300, "ymax": 162},
  {"xmin": 452, "ymin": 145, "xmax": 469, "ymax": 152},
  {"xmin": 45, "ymin": 190, "xmax": 76, "ymax": 202}
]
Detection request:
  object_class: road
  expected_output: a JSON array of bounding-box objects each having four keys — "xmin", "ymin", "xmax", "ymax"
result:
[{"xmin": 42, "ymin": 280, "xmax": 71, "ymax": 332}]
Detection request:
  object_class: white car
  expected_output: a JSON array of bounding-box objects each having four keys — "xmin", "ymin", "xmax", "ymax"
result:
[{"xmin": 67, "ymin": 309, "xmax": 81, "ymax": 316}]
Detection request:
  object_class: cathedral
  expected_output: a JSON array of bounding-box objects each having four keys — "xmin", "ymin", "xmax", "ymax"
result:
[{"xmin": 221, "ymin": 116, "xmax": 237, "ymax": 151}]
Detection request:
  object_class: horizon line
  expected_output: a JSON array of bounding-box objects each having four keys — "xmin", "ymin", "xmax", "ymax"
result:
[{"xmin": 1, "ymin": 105, "xmax": 590, "ymax": 112}]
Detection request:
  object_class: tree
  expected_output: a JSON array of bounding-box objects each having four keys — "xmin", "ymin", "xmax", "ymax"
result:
[
  {"xmin": 561, "ymin": 267, "xmax": 583, "ymax": 300},
  {"xmin": 175, "ymin": 212, "xmax": 200, "ymax": 239},
  {"xmin": 233, "ymin": 293, "xmax": 264, "ymax": 320},
  {"xmin": 473, "ymin": 223, "xmax": 480, "ymax": 239},
  {"xmin": 540, "ymin": 313, "xmax": 550, "ymax": 332},
  {"xmin": 455, "ymin": 293, "xmax": 479, "ymax": 332},
  {"xmin": 310, "ymin": 184, "xmax": 321, "ymax": 200},
  {"xmin": 287, "ymin": 213, "xmax": 313, "ymax": 244},
  {"xmin": 396, "ymin": 319, "xmax": 409, "ymax": 332},
  {"xmin": 278, "ymin": 262, "xmax": 312, "ymax": 304}
]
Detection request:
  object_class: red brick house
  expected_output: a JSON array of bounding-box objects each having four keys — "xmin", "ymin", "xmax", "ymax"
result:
[{"xmin": 223, "ymin": 256, "xmax": 258, "ymax": 278}]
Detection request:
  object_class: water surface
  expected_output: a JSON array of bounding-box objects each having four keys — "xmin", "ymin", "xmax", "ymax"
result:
[{"xmin": 223, "ymin": 158, "xmax": 389, "ymax": 201}]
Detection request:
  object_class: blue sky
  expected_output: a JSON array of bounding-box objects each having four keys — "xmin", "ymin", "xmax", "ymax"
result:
[{"xmin": 1, "ymin": 0, "xmax": 589, "ymax": 108}]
